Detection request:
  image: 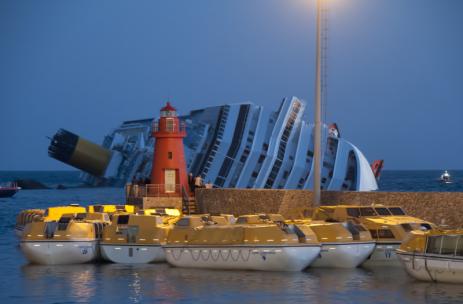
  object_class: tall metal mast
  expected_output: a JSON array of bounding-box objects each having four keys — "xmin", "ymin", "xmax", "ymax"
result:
[{"xmin": 313, "ymin": 0, "xmax": 323, "ymax": 206}]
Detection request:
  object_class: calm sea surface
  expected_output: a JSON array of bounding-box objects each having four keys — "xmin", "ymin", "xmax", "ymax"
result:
[{"xmin": 0, "ymin": 171, "xmax": 462, "ymax": 303}]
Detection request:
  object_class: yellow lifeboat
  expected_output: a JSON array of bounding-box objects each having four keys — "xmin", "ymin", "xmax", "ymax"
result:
[
  {"xmin": 313, "ymin": 205, "xmax": 435, "ymax": 266},
  {"xmin": 163, "ymin": 214, "xmax": 321, "ymax": 271},
  {"xmin": 20, "ymin": 212, "xmax": 109, "ymax": 265},
  {"xmin": 396, "ymin": 229, "xmax": 463, "ymax": 283},
  {"xmin": 100, "ymin": 211, "xmax": 177, "ymax": 264},
  {"xmin": 15, "ymin": 204, "xmax": 86, "ymax": 237},
  {"xmin": 287, "ymin": 218, "xmax": 375, "ymax": 268}
]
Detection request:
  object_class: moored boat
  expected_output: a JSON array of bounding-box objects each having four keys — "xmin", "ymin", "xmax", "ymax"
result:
[
  {"xmin": 163, "ymin": 214, "xmax": 321, "ymax": 271},
  {"xmin": 397, "ymin": 230, "xmax": 463, "ymax": 283},
  {"xmin": 100, "ymin": 212, "xmax": 176, "ymax": 264},
  {"xmin": 312, "ymin": 205, "xmax": 434, "ymax": 266},
  {"xmin": 0, "ymin": 182, "xmax": 21, "ymax": 198},
  {"xmin": 289, "ymin": 219, "xmax": 375, "ymax": 268},
  {"xmin": 440, "ymin": 170, "xmax": 452, "ymax": 184},
  {"xmin": 15, "ymin": 204, "xmax": 86, "ymax": 237},
  {"xmin": 20, "ymin": 212, "xmax": 110, "ymax": 265}
]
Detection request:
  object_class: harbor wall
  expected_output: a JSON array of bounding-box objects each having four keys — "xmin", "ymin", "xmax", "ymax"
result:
[{"xmin": 195, "ymin": 189, "xmax": 463, "ymax": 229}]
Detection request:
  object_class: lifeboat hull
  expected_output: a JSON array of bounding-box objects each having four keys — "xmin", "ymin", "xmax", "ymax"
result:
[
  {"xmin": 362, "ymin": 242, "xmax": 401, "ymax": 266},
  {"xmin": 397, "ymin": 251, "xmax": 463, "ymax": 283},
  {"xmin": 100, "ymin": 244, "xmax": 165, "ymax": 264},
  {"xmin": 20, "ymin": 240, "xmax": 98, "ymax": 265},
  {"xmin": 164, "ymin": 245, "xmax": 320, "ymax": 272},
  {"xmin": 311, "ymin": 242, "xmax": 376, "ymax": 268},
  {"xmin": 15, "ymin": 226, "xmax": 24, "ymax": 238}
]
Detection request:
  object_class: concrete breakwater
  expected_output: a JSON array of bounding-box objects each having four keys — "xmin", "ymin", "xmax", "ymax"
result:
[{"xmin": 196, "ymin": 189, "xmax": 463, "ymax": 229}]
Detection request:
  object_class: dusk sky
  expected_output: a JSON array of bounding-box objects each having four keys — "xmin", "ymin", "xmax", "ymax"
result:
[{"xmin": 1, "ymin": 0, "xmax": 462, "ymax": 170}]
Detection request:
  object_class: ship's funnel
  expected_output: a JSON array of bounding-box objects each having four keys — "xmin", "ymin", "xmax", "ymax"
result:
[{"xmin": 48, "ymin": 129, "xmax": 111, "ymax": 176}]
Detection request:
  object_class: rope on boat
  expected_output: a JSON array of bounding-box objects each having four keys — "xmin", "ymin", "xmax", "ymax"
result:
[
  {"xmin": 168, "ymin": 248, "xmax": 254, "ymax": 263},
  {"xmin": 424, "ymin": 257, "xmax": 435, "ymax": 282}
]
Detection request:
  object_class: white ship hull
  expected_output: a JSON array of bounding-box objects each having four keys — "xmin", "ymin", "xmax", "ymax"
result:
[
  {"xmin": 362, "ymin": 242, "xmax": 401, "ymax": 267},
  {"xmin": 164, "ymin": 245, "xmax": 321, "ymax": 272},
  {"xmin": 20, "ymin": 240, "xmax": 98, "ymax": 265},
  {"xmin": 397, "ymin": 251, "xmax": 463, "ymax": 283},
  {"xmin": 100, "ymin": 244, "xmax": 165, "ymax": 264},
  {"xmin": 311, "ymin": 242, "xmax": 376, "ymax": 268}
]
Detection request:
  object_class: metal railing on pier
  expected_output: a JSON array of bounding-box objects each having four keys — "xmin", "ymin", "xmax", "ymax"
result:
[{"xmin": 126, "ymin": 184, "xmax": 182, "ymax": 198}]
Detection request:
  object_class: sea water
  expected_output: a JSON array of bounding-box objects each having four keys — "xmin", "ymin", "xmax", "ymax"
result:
[{"xmin": 0, "ymin": 171, "xmax": 462, "ymax": 303}]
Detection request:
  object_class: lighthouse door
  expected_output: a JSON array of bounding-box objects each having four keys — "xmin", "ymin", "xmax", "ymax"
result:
[{"xmin": 164, "ymin": 169, "xmax": 176, "ymax": 193}]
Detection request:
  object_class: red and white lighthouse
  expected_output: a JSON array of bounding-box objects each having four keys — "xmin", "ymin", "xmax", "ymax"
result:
[{"xmin": 150, "ymin": 102, "xmax": 189, "ymax": 195}]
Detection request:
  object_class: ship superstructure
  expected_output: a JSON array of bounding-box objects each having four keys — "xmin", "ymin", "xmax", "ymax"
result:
[{"xmin": 49, "ymin": 97, "xmax": 379, "ymax": 191}]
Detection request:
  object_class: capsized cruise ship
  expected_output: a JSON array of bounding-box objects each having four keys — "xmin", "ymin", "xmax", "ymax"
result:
[{"xmin": 48, "ymin": 97, "xmax": 381, "ymax": 190}]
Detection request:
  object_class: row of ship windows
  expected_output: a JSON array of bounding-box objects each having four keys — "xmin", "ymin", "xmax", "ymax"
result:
[
  {"xmin": 215, "ymin": 105, "xmax": 250, "ymax": 186},
  {"xmin": 264, "ymin": 105, "xmax": 300, "ymax": 188},
  {"xmin": 201, "ymin": 106, "xmax": 232, "ymax": 180}
]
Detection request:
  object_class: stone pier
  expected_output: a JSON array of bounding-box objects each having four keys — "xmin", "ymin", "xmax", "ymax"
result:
[{"xmin": 195, "ymin": 189, "xmax": 463, "ymax": 229}]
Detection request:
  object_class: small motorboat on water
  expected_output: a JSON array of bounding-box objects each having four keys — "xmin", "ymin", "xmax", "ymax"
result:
[
  {"xmin": 0, "ymin": 182, "xmax": 21, "ymax": 198},
  {"xmin": 397, "ymin": 230, "xmax": 463, "ymax": 283},
  {"xmin": 440, "ymin": 170, "xmax": 452, "ymax": 184},
  {"xmin": 20, "ymin": 212, "xmax": 110, "ymax": 265},
  {"xmin": 163, "ymin": 214, "xmax": 321, "ymax": 272}
]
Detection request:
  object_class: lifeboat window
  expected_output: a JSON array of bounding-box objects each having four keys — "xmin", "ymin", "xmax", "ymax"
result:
[
  {"xmin": 57, "ymin": 217, "xmax": 71, "ymax": 231},
  {"xmin": 456, "ymin": 237, "xmax": 463, "ymax": 256},
  {"xmin": 388, "ymin": 207, "xmax": 406, "ymax": 215},
  {"xmin": 347, "ymin": 208, "xmax": 360, "ymax": 218},
  {"xmin": 426, "ymin": 236, "xmax": 443, "ymax": 254},
  {"xmin": 176, "ymin": 218, "xmax": 190, "ymax": 227},
  {"xmin": 401, "ymin": 224, "xmax": 413, "ymax": 232},
  {"xmin": 441, "ymin": 235, "xmax": 459, "ymax": 255},
  {"xmin": 117, "ymin": 215, "xmax": 130, "ymax": 225},
  {"xmin": 377, "ymin": 229, "xmax": 395, "ymax": 239},
  {"xmin": 116, "ymin": 205, "xmax": 126, "ymax": 211},
  {"xmin": 375, "ymin": 208, "xmax": 392, "ymax": 216},
  {"xmin": 93, "ymin": 205, "xmax": 104, "ymax": 213},
  {"xmin": 420, "ymin": 223, "xmax": 432, "ymax": 231},
  {"xmin": 236, "ymin": 217, "xmax": 248, "ymax": 224},
  {"xmin": 75, "ymin": 213, "xmax": 86, "ymax": 220},
  {"xmin": 360, "ymin": 208, "xmax": 376, "ymax": 216}
]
